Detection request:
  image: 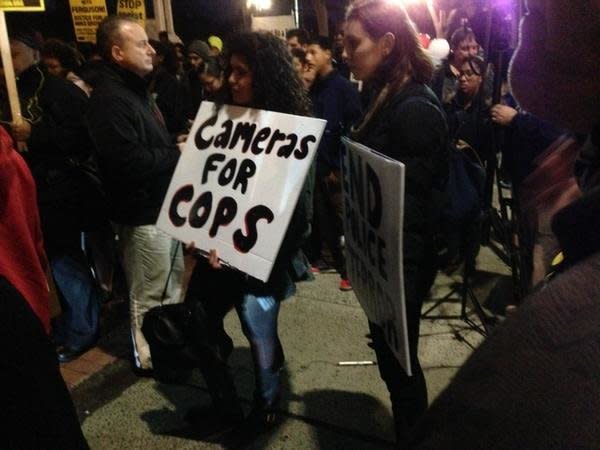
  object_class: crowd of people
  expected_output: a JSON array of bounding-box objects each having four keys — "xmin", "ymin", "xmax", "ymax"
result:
[{"xmin": 0, "ymin": 0, "xmax": 598, "ymax": 447}]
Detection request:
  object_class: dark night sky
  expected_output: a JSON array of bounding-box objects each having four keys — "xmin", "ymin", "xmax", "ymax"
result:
[{"xmin": 4, "ymin": 0, "xmax": 351, "ymax": 44}]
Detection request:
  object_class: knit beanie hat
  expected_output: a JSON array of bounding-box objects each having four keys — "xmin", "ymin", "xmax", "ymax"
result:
[
  {"xmin": 10, "ymin": 27, "xmax": 41, "ymax": 50},
  {"xmin": 187, "ymin": 40, "xmax": 211, "ymax": 60},
  {"xmin": 208, "ymin": 35, "xmax": 223, "ymax": 53}
]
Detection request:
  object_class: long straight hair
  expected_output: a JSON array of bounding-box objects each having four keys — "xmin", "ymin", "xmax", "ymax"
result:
[
  {"xmin": 345, "ymin": 0, "xmax": 433, "ymax": 89},
  {"xmin": 346, "ymin": 0, "xmax": 433, "ymax": 137}
]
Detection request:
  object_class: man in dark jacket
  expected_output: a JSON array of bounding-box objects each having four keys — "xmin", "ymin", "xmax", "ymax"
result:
[
  {"xmin": 86, "ymin": 16, "xmax": 184, "ymax": 373},
  {"xmin": 5, "ymin": 29, "xmax": 103, "ymax": 363},
  {"xmin": 306, "ymin": 36, "xmax": 362, "ymax": 290}
]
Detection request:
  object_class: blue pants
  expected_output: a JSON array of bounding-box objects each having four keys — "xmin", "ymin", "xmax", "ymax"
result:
[
  {"xmin": 51, "ymin": 245, "xmax": 102, "ymax": 351},
  {"xmin": 186, "ymin": 260, "xmax": 287, "ymax": 408},
  {"xmin": 236, "ymin": 293, "xmax": 282, "ymax": 406}
]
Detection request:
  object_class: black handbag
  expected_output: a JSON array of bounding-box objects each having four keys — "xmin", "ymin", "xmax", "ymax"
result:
[
  {"xmin": 141, "ymin": 245, "xmax": 233, "ymax": 382},
  {"xmin": 142, "ymin": 299, "xmax": 234, "ymax": 383}
]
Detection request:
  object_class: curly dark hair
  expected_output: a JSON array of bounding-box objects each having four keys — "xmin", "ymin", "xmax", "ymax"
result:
[
  {"xmin": 225, "ymin": 32, "xmax": 311, "ymax": 116},
  {"xmin": 41, "ymin": 39, "xmax": 83, "ymax": 73},
  {"xmin": 149, "ymin": 39, "xmax": 179, "ymax": 75},
  {"xmin": 285, "ymin": 28, "xmax": 310, "ymax": 46}
]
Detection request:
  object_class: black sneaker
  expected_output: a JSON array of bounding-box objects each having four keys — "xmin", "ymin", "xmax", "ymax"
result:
[
  {"xmin": 56, "ymin": 343, "xmax": 95, "ymax": 364},
  {"xmin": 223, "ymin": 404, "xmax": 281, "ymax": 448},
  {"xmin": 131, "ymin": 365, "xmax": 154, "ymax": 378},
  {"xmin": 183, "ymin": 404, "xmax": 244, "ymax": 442}
]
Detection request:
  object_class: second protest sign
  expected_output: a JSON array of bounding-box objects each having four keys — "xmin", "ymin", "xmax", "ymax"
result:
[{"xmin": 341, "ymin": 137, "xmax": 411, "ymax": 375}]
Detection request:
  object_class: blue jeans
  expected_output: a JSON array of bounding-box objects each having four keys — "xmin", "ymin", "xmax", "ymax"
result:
[
  {"xmin": 236, "ymin": 294, "xmax": 282, "ymax": 406},
  {"xmin": 52, "ymin": 249, "xmax": 102, "ymax": 351},
  {"xmin": 186, "ymin": 260, "xmax": 289, "ymax": 408}
]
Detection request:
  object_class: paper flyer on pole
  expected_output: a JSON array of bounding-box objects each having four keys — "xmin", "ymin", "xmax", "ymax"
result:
[
  {"xmin": 117, "ymin": 0, "xmax": 146, "ymax": 28},
  {"xmin": 69, "ymin": 0, "xmax": 108, "ymax": 43},
  {"xmin": 0, "ymin": 0, "xmax": 44, "ymax": 11}
]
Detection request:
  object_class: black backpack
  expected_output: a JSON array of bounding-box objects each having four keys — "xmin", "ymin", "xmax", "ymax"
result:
[{"xmin": 445, "ymin": 141, "xmax": 486, "ymax": 224}]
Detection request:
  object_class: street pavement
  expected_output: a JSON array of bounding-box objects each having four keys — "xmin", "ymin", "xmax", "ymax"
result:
[{"xmin": 72, "ymin": 247, "xmax": 509, "ymax": 449}]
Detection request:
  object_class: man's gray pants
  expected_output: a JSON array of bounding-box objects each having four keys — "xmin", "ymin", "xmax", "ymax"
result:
[{"xmin": 115, "ymin": 224, "xmax": 184, "ymax": 370}]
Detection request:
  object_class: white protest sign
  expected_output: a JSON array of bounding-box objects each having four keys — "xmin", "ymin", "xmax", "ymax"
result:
[
  {"xmin": 341, "ymin": 137, "xmax": 411, "ymax": 375},
  {"xmin": 251, "ymin": 15, "xmax": 296, "ymax": 40},
  {"xmin": 157, "ymin": 102, "xmax": 325, "ymax": 282}
]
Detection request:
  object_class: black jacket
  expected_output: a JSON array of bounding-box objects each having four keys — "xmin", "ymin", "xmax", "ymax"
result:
[
  {"xmin": 13, "ymin": 65, "xmax": 91, "ymax": 171},
  {"xmin": 150, "ymin": 66, "xmax": 189, "ymax": 136},
  {"xmin": 86, "ymin": 63, "xmax": 180, "ymax": 225},
  {"xmin": 444, "ymin": 93, "xmax": 493, "ymax": 161},
  {"xmin": 310, "ymin": 70, "xmax": 362, "ymax": 172},
  {"xmin": 355, "ymin": 82, "xmax": 448, "ymax": 303},
  {"xmin": 2, "ymin": 65, "xmax": 94, "ymax": 244},
  {"xmin": 185, "ymin": 69, "xmax": 205, "ymax": 120},
  {"xmin": 501, "ymin": 112, "xmax": 563, "ymax": 188}
]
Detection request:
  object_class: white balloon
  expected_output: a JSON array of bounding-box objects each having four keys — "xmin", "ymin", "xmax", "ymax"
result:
[{"xmin": 428, "ymin": 38, "xmax": 450, "ymax": 60}]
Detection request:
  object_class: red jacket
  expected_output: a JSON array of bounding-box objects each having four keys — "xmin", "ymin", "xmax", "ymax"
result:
[{"xmin": 0, "ymin": 127, "xmax": 50, "ymax": 332}]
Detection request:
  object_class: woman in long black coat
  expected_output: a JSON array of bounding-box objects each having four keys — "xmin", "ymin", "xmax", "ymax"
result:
[{"xmin": 342, "ymin": 0, "xmax": 449, "ymax": 444}]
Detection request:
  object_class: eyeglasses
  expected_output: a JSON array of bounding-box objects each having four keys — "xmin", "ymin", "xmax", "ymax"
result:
[{"xmin": 458, "ymin": 69, "xmax": 480, "ymax": 78}]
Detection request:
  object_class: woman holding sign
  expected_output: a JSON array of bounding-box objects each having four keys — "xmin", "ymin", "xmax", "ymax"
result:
[
  {"xmin": 183, "ymin": 31, "xmax": 313, "ymax": 444},
  {"xmin": 343, "ymin": 0, "xmax": 449, "ymax": 445}
]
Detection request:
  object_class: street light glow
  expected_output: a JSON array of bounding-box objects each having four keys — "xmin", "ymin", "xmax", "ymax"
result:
[
  {"xmin": 386, "ymin": 0, "xmax": 428, "ymax": 5},
  {"xmin": 247, "ymin": 0, "xmax": 272, "ymax": 11}
]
